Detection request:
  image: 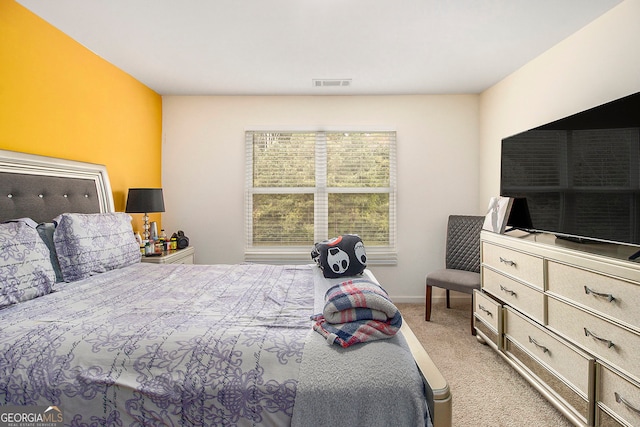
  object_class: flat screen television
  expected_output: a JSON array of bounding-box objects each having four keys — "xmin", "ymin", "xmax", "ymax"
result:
[{"xmin": 500, "ymin": 91, "xmax": 640, "ymax": 255}]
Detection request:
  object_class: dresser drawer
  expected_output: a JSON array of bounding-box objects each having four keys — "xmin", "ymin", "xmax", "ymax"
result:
[
  {"xmin": 172, "ymin": 254, "xmax": 194, "ymax": 264},
  {"xmin": 474, "ymin": 290, "xmax": 501, "ymax": 332},
  {"xmin": 482, "ymin": 267, "xmax": 545, "ymax": 323},
  {"xmin": 482, "ymin": 242, "xmax": 544, "ymax": 290},
  {"xmin": 548, "ymin": 297, "xmax": 640, "ymax": 382},
  {"xmin": 474, "ymin": 290, "xmax": 502, "ymax": 348},
  {"xmin": 504, "ymin": 307, "xmax": 593, "ymax": 424},
  {"xmin": 597, "ymin": 363, "xmax": 640, "ymax": 427},
  {"xmin": 505, "ymin": 307, "xmax": 593, "ymax": 397},
  {"xmin": 547, "ymin": 261, "xmax": 640, "ymax": 332}
]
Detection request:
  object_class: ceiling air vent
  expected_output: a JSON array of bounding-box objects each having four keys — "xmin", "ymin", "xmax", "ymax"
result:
[{"xmin": 313, "ymin": 79, "xmax": 352, "ymax": 88}]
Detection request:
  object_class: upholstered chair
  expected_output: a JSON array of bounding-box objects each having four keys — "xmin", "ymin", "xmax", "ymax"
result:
[{"xmin": 425, "ymin": 215, "xmax": 484, "ymax": 334}]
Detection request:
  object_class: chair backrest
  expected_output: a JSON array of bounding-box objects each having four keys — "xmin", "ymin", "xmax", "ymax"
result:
[{"xmin": 445, "ymin": 215, "xmax": 484, "ymax": 273}]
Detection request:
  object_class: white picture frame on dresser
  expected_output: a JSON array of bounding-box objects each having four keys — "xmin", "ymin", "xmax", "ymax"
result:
[
  {"xmin": 475, "ymin": 230, "xmax": 640, "ymax": 427},
  {"xmin": 482, "ymin": 196, "xmax": 513, "ymax": 234}
]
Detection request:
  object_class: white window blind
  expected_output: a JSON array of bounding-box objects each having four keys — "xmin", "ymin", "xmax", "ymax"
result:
[{"xmin": 245, "ymin": 130, "xmax": 397, "ymax": 264}]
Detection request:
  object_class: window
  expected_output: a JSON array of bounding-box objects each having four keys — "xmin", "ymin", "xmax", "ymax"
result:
[{"xmin": 245, "ymin": 130, "xmax": 396, "ymax": 263}]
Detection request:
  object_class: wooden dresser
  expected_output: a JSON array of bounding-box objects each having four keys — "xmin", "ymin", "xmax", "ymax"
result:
[{"xmin": 474, "ymin": 231, "xmax": 640, "ymax": 427}]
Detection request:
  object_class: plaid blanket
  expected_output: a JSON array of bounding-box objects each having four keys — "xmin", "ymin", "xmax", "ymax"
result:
[{"xmin": 311, "ymin": 278, "xmax": 402, "ymax": 348}]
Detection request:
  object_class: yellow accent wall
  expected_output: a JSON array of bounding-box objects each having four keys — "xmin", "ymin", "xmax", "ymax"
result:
[{"xmin": 0, "ymin": 0, "xmax": 163, "ymax": 231}]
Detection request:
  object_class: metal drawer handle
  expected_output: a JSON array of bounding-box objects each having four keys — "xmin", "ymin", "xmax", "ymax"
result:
[
  {"xmin": 478, "ymin": 305, "xmax": 493, "ymax": 317},
  {"xmin": 584, "ymin": 286, "xmax": 615, "ymax": 302},
  {"xmin": 583, "ymin": 327, "xmax": 615, "ymax": 348},
  {"xmin": 499, "ymin": 256, "xmax": 517, "ymax": 267},
  {"xmin": 528, "ymin": 336, "xmax": 549, "ymax": 354},
  {"xmin": 615, "ymin": 392, "xmax": 640, "ymax": 415},
  {"xmin": 500, "ymin": 285, "xmax": 517, "ymax": 297}
]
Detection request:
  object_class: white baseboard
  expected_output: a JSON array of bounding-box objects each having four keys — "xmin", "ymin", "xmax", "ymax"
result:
[{"xmin": 391, "ymin": 294, "xmax": 473, "ymax": 304}]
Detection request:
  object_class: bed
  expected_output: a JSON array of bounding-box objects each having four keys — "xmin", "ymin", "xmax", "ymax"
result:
[{"xmin": 0, "ymin": 149, "xmax": 451, "ymax": 427}]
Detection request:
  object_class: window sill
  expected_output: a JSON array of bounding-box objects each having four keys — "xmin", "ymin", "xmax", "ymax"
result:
[{"xmin": 244, "ymin": 248, "xmax": 397, "ymax": 265}]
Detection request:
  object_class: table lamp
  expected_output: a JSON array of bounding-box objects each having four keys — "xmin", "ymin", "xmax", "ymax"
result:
[{"xmin": 125, "ymin": 188, "xmax": 165, "ymax": 240}]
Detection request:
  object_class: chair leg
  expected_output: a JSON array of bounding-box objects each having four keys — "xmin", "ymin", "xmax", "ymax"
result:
[
  {"xmin": 446, "ymin": 289, "xmax": 450, "ymax": 308},
  {"xmin": 425, "ymin": 285, "xmax": 432, "ymax": 321}
]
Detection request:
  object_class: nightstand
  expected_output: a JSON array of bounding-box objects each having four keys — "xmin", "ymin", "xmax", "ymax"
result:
[{"xmin": 141, "ymin": 246, "xmax": 195, "ymax": 264}]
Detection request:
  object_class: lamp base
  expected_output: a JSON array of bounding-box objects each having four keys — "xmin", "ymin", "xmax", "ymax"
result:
[{"xmin": 142, "ymin": 213, "xmax": 150, "ymax": 240}]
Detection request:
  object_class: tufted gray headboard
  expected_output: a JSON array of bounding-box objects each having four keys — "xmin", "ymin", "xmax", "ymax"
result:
[{"xmin": 0, "ymin": 150, "xmax": 114, "ymax": 223}]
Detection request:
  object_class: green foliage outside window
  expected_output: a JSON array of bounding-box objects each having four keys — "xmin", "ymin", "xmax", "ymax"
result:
[
  {"xmin": 253, "ymin": 194, "xmax": 314, "ymax": 245},
  {"xmin": 249, "ymin": 131, "xmax": 395, "ymax": 248}
]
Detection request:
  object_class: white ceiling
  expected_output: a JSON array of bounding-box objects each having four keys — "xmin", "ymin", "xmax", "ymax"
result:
[{"xmin": 18, "ymin": 0, "xmax": 622, "ymax": 96}]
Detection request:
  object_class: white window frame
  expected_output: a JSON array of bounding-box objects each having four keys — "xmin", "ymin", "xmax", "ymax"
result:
[{"xmin": 245, "ymin": 130, "xmax": 397, "ymax": 264}]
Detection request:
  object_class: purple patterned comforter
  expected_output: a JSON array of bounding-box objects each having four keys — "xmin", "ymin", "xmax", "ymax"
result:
[{"xmin": 0, "ymin": 263, "xmax": 314, "ymax": 426}]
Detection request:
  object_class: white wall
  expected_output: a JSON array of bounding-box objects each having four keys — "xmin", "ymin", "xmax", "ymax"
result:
[
  {"xmin": 479, "ymin": 0, "xmax": 640, "ymax": 207},
  {"xmin": 161, "ymin": 0, "xmax": 640, "ymax": 303},
  {"xmin": 162, "ymin": 95, "xmax": 480, "ymax": 302}
]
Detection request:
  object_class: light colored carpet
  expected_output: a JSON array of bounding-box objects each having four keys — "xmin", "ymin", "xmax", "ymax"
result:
[{"xmin": 397, "ymin": 299, "xmax": 575, "ymax": 427}]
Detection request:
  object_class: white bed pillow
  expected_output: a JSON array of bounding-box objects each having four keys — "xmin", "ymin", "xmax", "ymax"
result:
[
  {"xmin": 0, "ymin": 218, "xmax": 57, "ymax": 308},
  {"xmin": 53, "ymin": 212, "xmax": 141, "ymax": 282}
]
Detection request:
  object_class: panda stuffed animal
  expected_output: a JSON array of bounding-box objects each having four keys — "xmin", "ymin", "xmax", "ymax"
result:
[{"xmin": 311, "ymin": 234, "xmax": 367, "ymax": 278}]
